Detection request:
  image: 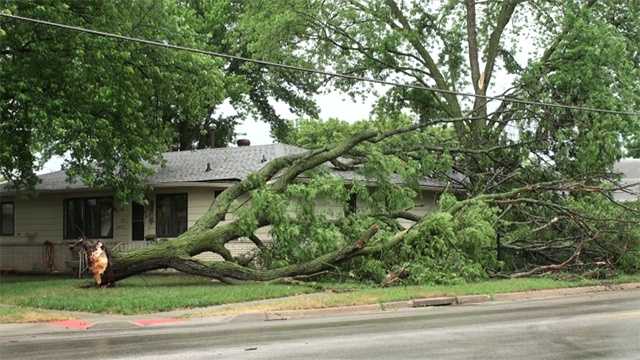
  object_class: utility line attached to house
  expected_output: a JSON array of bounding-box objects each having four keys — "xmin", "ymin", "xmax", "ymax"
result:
[{"xmin": 2, "ymin": 13, "xmax": 640, "ymax": 117}]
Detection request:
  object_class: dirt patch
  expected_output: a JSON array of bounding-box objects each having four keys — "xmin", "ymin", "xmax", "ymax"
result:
[{"xmin": 0, "ymin": 305, "xmax": 73, "ymax": 324}]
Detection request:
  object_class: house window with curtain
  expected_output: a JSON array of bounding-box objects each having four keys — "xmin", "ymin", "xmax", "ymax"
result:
[
  {"xmin": 156, "ymin": 193, "xmax": 188, "ymax": 237},
  {"xmin": 1, "ymin": 201, "xmax": 14, "ymax": 236},
  {"xmin": 63, "ymin": 197, "xmax": 113, "ymax": 239}
]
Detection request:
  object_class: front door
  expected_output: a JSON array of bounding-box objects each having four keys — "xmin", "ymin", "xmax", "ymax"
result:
[{"xmin": 132, "ymin": 202, "xmax": 145, "ymax": 241}]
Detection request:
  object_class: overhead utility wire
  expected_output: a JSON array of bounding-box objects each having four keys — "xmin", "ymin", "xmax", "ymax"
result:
[{"xmin": 2, "ymin": 13, "xmax": 639, "ymax": 117}]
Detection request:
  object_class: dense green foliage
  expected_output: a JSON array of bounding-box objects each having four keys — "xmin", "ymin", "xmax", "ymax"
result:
[
  {"xmin": 264, "ymin": 0, "xmax": 640, "ymax": 282},
  {"xmin": 251, "ymin": 170, "xmax": 640, "ymax": 284},
  {"xmin": 2, "ymin": 1, "xmax": 219, "ymax": 199},
  {"xmin": 251, "ymin": 118, "xmax": 640, "ymax": 284},
  {"xmin": 287, "ymin": 0, "xmax": 640, "ymax": 193},
  {"xmin": 0, "ymin": 0, "xmax": 319, "ymax": 200}
]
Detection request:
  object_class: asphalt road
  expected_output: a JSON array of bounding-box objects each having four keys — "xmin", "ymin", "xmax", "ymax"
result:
[{"xmin": 1, "ymin": 289, "xmax": 639, "ymax": 359}]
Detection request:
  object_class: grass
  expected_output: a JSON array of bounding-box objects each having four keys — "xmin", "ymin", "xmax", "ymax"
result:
[
  {"xmin": 0, "ymin": 274, "xmax": 314, "ymax": 315},
  {"xmin": 0, "ymin": 305, "xmax": 72, "ymax": 323},
  {"xmin": 1, "ymin": 273, "xmax": 639, "ymax": 321}
]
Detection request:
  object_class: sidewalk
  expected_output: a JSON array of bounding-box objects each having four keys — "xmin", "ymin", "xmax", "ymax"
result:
[{"xmin": 1, "ymin": 281, "xmax": 638, "ymax": 335}]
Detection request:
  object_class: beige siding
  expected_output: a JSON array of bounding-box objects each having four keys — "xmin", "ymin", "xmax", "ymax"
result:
[
  {"xmin": 0, "ymin": 191, "xmax": 126, "ymax": 272},
  {"xmin": 399, "ymin": 191, "xmax": 439, "ymax": 228},
  {"xmin": 1, "ymin": 186, "xmax": 439, "ymax": 272},
  {"xmin": 187, "ymin": 188, "xmax": 215, "ymax": 228},
  {"xmin": 114, "ymin": 201, "xmax": 131, "ymax": 243},
  {"xmin": 313, "ymin": 196, "xmax": 345, "ymax": 219},
  {"xmin": 0, "ymin": 193, "xmax": 63, "ymax": 272}
]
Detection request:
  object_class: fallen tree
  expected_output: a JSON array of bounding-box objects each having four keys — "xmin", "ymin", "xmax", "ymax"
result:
[
  {"xmin": 78, "ymin": 117, "xmax": 639, "ymax": 287},
  {"xmin": 87, "ymin": 118, "xmax": 464, "ymax": 285}
]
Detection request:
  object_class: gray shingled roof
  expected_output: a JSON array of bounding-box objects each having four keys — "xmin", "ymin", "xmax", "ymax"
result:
[
  {"xmin": 0, "ymin": 143, "xmax": 456, "ymax": 193},
  {"xmin": 150, "ymin": 144, "xmax": 305, "ymax": 184},
  {"xmin": 613, "ymin": 159, "xmax": 640, "ymax": 201},
  {"xmin": 1, "ymin": 144, "xmax": 305, "ymax": 193},
  {"xmin": 5, "ymin": 148, "xmax": 635, "ymax": 196}
]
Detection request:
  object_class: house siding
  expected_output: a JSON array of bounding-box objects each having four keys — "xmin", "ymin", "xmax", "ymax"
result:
[
  {"xmin": 0, "ymin": 191, "xmax": 121, "ymax": 273},
  {"xmin": 0, "ymin": 186, "xmax": 439, "ymax": 273}
]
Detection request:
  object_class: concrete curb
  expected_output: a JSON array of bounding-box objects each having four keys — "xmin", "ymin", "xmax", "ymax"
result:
[
  {"xmin": 455, "ymin": 295, "xmax": 491, "ymax": 304},
  {"xmin": 492, "ymin": 282, "xmax": 640, "ymax": 302},
  {"xmin": 250, "ymin": 282, "xmax": 640, "ymax": 323},
  {"xmin": 412, "ymin": 296, "xmax": 456, "ymax": 307}
]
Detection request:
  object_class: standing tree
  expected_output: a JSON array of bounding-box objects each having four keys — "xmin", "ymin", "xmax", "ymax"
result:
[
  {"xmin": 0, "ymin": 0, "xmax": 322, "ymax": 197},
  {"xmin": 291, "ymin": 0, "xmax": 640, "ymax": 193},
  {"xmin": 169, "ymin": 0, "xmax": 323, "ymax": 149},
  {"xmin": 1, "ymin": 1, "xmax": 226, "ymax": 199}
]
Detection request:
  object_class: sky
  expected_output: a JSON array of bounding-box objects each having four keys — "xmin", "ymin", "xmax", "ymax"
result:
[{"xmin": 235, "ymin": 92, "xmax": 378, "ymax": 145}]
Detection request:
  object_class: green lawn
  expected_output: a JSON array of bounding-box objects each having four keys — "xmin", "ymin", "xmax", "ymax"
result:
[
  {"xmin": 0, "ymin": 275, "xmax": 314, "ymax": 315},
  {"xmin": 1, "ymin": 273, "xmax": 639, "ymax": 318}
]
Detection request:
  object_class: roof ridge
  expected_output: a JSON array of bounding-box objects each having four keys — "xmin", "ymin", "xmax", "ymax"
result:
[
  {"xmin": 161, "ymin": 143, "xmax": 305, "ymax": 156},
  {"xmin": 35, "ymin": 169, "xmax": 67, "ymax": 177}
]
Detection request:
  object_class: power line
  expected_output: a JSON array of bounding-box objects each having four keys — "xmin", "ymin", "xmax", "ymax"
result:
[{"xmin": 2, "ymin": 13, "xmax": 639, "ymax": 117}]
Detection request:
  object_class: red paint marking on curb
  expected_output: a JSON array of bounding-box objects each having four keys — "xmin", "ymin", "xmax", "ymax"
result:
[
  {"xmin": 132, "ymin": 318, "xmax": 183, "ymax": 327},
  {"xmin": 49, "ymin": 320, "xmax": 93, "ymax": 330}
]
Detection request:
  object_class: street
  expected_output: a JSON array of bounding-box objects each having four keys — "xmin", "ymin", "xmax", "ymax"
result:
[{"xmin": 1, "ymin": 289, "xmax": 639, "ymax": 359}]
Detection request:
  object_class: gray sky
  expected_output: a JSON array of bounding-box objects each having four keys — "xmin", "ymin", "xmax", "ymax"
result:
[{"xmin": 235, "ymin": 92, "xmax": 377, "ymax": 145}]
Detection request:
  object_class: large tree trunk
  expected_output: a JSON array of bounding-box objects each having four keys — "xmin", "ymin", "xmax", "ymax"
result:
[
  {"xmin": 105, "ymin": 224, "xmax": 382, "ymax": 285},
  {"xmin": 93, "ymin": 119, "xmax": 471, "ymax": 286}
]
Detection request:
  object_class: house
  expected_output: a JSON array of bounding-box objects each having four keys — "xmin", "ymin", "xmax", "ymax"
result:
[
  {"xmin": 613, "ymin": 158, "xmax": 640, "ymax": 202},
  {"xmin": 0, "ymin": 143, "xmax": 452, "ymax": 274}
]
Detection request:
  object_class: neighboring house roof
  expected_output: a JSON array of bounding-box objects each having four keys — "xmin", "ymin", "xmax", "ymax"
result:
[
  {"xmin": 331, "ymin": 170, "xmax": 459, "ymax": 190},
  {"xmin": 0, "ymin": 144, "xmax": 454, "ymax": 194},
  {"xmin": 613, "ymin": 159, "xmax": 640, "ymax": 202}
]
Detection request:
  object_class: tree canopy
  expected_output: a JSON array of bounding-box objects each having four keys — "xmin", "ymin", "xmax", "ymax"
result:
[
  {"xmin": 0, "ymin": 0, "xmax": 320, "ymax": 200},
  {"xmin": 288, "ymin": 0, "xmax": 640, "ymax": 193}
]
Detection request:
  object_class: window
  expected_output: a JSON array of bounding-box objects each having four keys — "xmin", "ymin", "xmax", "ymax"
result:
[
  {"xmin": 346, "ymin": 192, "xmax": 357, "ymax": 215},
  {"xmin": 64, "ymin": 197, "xmax": 113, "ymax": 239},
  {"xmin": 0, "ymin": 201, "xmax": 14, "ymax": 236},
  {"xmin": 131, "ymin": 202, "xmax": 145, "ymax": 241},
  {"xmin": 156, "ymin": 194, "xmax": 188, "ymax": 237}
]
